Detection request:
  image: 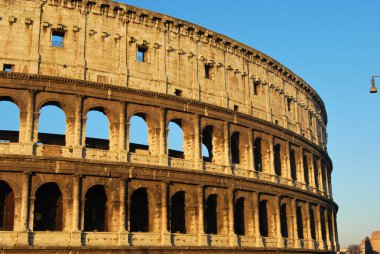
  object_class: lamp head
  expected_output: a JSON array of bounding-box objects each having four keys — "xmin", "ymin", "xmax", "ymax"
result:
[{"xmin": 370, "ymin": 78, "xmax": 378, "ymax": 94}]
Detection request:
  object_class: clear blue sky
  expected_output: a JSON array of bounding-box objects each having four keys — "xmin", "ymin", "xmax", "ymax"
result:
[
  {"xmin": 1, "ymin": 0, "xmax": 380, "ymax": 247},
  {"xmin": 123, "ymin": 0, "xmax": 380, "ymax": 247}
]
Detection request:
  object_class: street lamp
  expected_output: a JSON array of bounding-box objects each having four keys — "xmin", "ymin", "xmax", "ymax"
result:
[{"xmin": 370, "ymin": 76, "xmax": 380, "ymax": 93}]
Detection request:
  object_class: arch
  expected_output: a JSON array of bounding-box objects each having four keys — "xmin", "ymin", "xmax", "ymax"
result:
[
  {"xmin": 259, "ymin": 200, "xmax": 268, "ymax": 237},
  {"xmin": 313, "ymin": 158, "xmax": 320, "ymax": 189},
  {"xmin": 202, "ymin": 125, "xmax": 213, "ymax": 162},
  {"xmin": 33, "ymin": 182, "xmax": 63, "ymax": 231},
  {"xmin": 38, "ymin": 104, "xmax": 66, "ymax": 145},
  {"xmin": 254, "ymin": 137, "xmax": 262, "ymax": 171},
  {"xmin": 231, "ymin": 132, "xmax": 240, "ymax": 164},
  {"xmin": 320, "ymin": 207, "xmax": 326, "ymax": 241},
  {"xmin": 274, "ymin": 144, "xmax": 281, "ymax": 176},
  {"xmin": 168, "ymin": 119, "xmax": 184, "ymax": 158},
  {"xmin": 205, "ymin": 194, "xmax": 217, "ymax": 234},
  {"xmin": 84, "ymin": 185, "xmax": 108, "ymax": 231},
  {"xmin": 0, "ymin": 180, "xmax": 15, "ymax": 231},
  {"xmin": 85, "ymin": 108, "xmax": 110, "ymax": 150},
  {"xmin": 303, "ymin": 154, "xmax": 310, "ymax": 185},
  {"xmin": 130, "ymin": 188, "xmax": 149, "ymax": 232},
  {"xmin": 129, "ymin": 113, "xmax": 149, "ymax": 152},
  {"xmin": 234, "ymin": 197, "xmax": 245, "ymax": 235},
  {"xmin": 309, "ymin": 207, "xmax": 316, "ymax": 240},
  {"xmin": 290, "ymin": 149, "xmax": 297, "ymax": 180},
  {"xmin": 296, "ymin": 206, "xmax": 304, "ymax": 239},
  {"xmin": 0, "ymin": 95, "xmax": 26, "ymax": 113},
  {"xmin": 170, "ymin": 191, "xmax": 186, "ymax": 233},
  {"xmin": 0, "ymin": 100, "xmax": 20, "ymax": 143},
  {"xmin": 280, "ymin": 203, "xmax": 288, "ymax": 238}
]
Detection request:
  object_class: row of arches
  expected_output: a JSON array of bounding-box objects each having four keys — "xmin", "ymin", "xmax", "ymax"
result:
[
  {"xmin": 0, "ymin": 179, "xmax": 336, "ymax": 246},
  {"xmin": 0, "ymin": 97, "xmax": 331, "ymax": 195}
]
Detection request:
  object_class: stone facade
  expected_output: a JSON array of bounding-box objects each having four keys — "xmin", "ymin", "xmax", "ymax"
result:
[{"xmin": 0, "ymin": 0, "xmax": 338, "ymax": 253}]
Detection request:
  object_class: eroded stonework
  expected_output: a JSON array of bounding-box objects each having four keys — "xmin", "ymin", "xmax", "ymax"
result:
[{"xmin": 0, "ymin": 0, "xmax": 338, "ymax": 253}]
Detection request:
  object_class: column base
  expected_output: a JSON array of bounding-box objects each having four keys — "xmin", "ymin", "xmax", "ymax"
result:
[
  {"xmin": 69, "ymin": 232, "xmax": 82, "ymax": 246},
  {"xmin": 197, "ymin": 233, "xmax": 208, "ymax": 246},
  {"xmin": 71, "ymin": 146, "xmax": 84, "ymax": 159},
  {"xmin": 118, "ymin": 150, "xmax": 128, "ymax": 162},
  {"xmin": 21, "ymin": 142, "xmax": 34, "ymax": 155},
  {"xmin": 229, "ymin": 234, "xmax": 238, "ymax": 247},
  {"xmin": 160, "ymin": 155, "xmax": 169, "ymax": 166},
  {"xmin": 161, "ymin": 232, "xmax": 171, "ymax": 246},
  {"xmin": 117, "ymin": 232, "xmax": 130, "ymax": 246}
]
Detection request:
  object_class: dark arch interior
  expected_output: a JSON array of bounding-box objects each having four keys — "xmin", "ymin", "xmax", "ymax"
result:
[
  {"xmin": 280, "ymin": 204, "xmax": 288, "ymax": 238},
  {"xmin": 33, "ymin": 182, "xmax": 63, "ymax": 231},
  {"xmin": 290, "ymin": 149, "xmax": 297, "ymax": 180},
  {"xmin": 303, "ymin": 155, "xmax": 310, "ymax": 185},
  {"xmin": 296, "ymin": 206, "xmax": 304, "ymax": 239},
  {"xmin": 205, "ymin": 194, "xmax": 217, "ymax": 234},
  {"xmin": 309, "ymin": 208, "xmax": 316, "ymax": 240},
  {"xmin": 170, "ymin": 191, "xmax": 186, "ymax": 233},
  {"xmin": 320, "ymin": 208, "xmax": 326, "ymax": 241},
  {"xmin": 254, "ymin": 137, "xmax": 262, "ymax": 171},
  {"xmin": 0, "ymin": 181, "xmax": 15, "ymax": 231},
  {"xmin": 234, "ymin": 197, "xmax": 245, "ymax": 235},
  {"xmin": 84, "ymin": 185, "xmax": 107, "ymax": 231},
  {"xmin": 130, "ymin": 188, "xmax": 149, "ymax": 232},
  {"xmin": 202, "ymin": 125, "xmax": 213, "ymax": 162},
  {"xmin": 313, "ymin": 158, "xmax": 319, "ymax": 188},
  {"xmin": 231, "ymin": 132, "xmax": 240, "ymax": 164},
  {"xmin": 274, "ymin": 144, "xmax": 281, "ymax": 176},
  {"xmin": 259, "ymin": 200, "xmax": 268, "ymax": 237}
]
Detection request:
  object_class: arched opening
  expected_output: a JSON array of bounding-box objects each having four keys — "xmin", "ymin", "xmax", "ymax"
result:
[
  {"xmin": 274, "ymin": 144, "xmax": 281, "ymax": 176},
  {"xmin": 170, "ymin": 191, "xmax": 186, "ymax": 233},
  {"xmin": 130, "ymin": 188, "xmax": 149, "ymax": 232},
  {"xmin": 327, "ymin": 211, "xmax": 333, "ymax": 243},
  {"xmin": 259, "ymin": 200, "xmax": 268, "ymax": 237},
  {"xmin": 38, "ymin": 104, "xmax": 66, "ymax": 145},
  {"xmin": 234, "ymin": 197, "xmax": 245, "ymax": 235},
  {"xmin": 86, "ymin": 109, "xmax": 109, "ymax": 150},
  {"xmin": 303, "ymin": 154, "xmax": 310, "ymax": 185},
  {"xmin": 231, "ymin": 132, "xmax": 240, "ymax": 164},
  {"xmin": 321, "ymin": 161, "xmax": 327, "ymax": 193},
  {"xmin": 0, "ymin": 181, "xmax": 15, "ymax": 231},
  {"xmin": 309, "ymin": 208, "xmax": 316, "ymax": 240},
  {"xmin": 254, "ymin": 137, "xmax": 262, "ymax": 171},
  {"xmin": 313, "ymin": 158, "xmax": 320, "ymax": 188},
  {"xmin": 290, "ymin": 149, "xmax": 297, "ymax": 180},
  {"xmin": 33, "ymin": 183, "xmax": 63, "ymax": 231},
  {"xmin": 0, "ymin": 99, "xmax": 20, "ymax": 143},
  {"xmin": 202, "ymin": 125, "xmax": 213, "ymax": 162},
  {"xmin": 205, "ymin": 194, "xmax": 217, "ymax": 234},
  {"xmin": 129, "ymin": 114, "xmax": 149, "ymax": 152},
  {"xmin": 168, "ymin": 120, "xmax": 184, "ymax": 158},
  {"xmin": 280, "ymin": 204, "xmax": 288, "ymax": 238},
  {"xmin": 320, "ymin": 208, "xmax": 326, "ymax": 241},
  {"xmin": 297, "ymin": 206, "xmax": 304, "ymax": 239},
  {"xmin": 84, "ymin": 185, "xmax": 108, "ymax": 231}
]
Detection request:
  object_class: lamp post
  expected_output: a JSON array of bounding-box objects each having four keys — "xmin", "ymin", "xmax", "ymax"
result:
[{"xmin": 370, "ymin": 76, "xmax": 380, "ymax": 93}]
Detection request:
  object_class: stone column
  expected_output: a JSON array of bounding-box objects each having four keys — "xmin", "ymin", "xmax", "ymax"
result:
[
  {"xmin": 291, "ymin": 199, "xmax": 300, "ymax": 248},
  {"xmin": 19, "ymin": 172, "xmax": 31, "ymax": 231},
  {"xmin": 71, "ymin": 175, "xmax": 81, "ymax": 232},
  {"xmin": 197, "ymin": 185, "xmax": 206, "ymax": 245},
  {"xmin": 268, "ymin": 136, "xmax": 275, "ymax": 176},
  {"xmin": 253, "ymin": 192, "xmax": 262, "ymax": 247},
  {"xmin": 324, "ymin": 208, "xmax": 331, "ymax": 250},
  {"xmin": 159, "ymin": 108, "xmax": 168, "ymax": 166},
  {"xmin": 305, "ymin": 202, "xmax": 312, "ymax": 249},
  {"xmin": 118, "ymin": 102, "xmax": 128, "ymax": 161},
  {"xmin": 248, "ymin": 130, "xmax": 254, "ymax": 176},
  {"xmin": 264, "ymin": 82, "xmax": 271, "ymax": 122},
  {"xmin": 274, "ymin": 196, "xmax": 283, "ymax": 248},
  {"xmin": 285, "ymin": 141, "xmax": 291, "ymax": 180},
  {"xmin": 22, "ymin": 90, "xmax": 36, "ymax": 155},
  {"xmin": 332, "ymin": 211, "xmax": 339, "ymax": 250},
  {"xmin": 119, "ymin": 179, "xmax": 126, "ymax": 232},
  {"xmin": 161, "ymin": 181, "xmax": 171, "ymax": 245},
  {"xmin": 228, "ymin": 188, "xmax": 237, "ymax": 246},
  {"xmin": 194, "ymin": 115, "xmax": 202, "ymax": 170},
  {"xmin": 316, "ymin": 205, "xmax": 323, "ymax": 249},
  {"xmin": 299, "ymin": 148, "xmax": 306, "ymax": 184},
  {"xmin": 223, "ymin": 121, "xmax": 231, "ymax": 173}
]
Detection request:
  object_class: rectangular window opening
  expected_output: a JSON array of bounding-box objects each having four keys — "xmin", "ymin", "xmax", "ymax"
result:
[
  {"xmin": 254, "ymin": 82, "xmax": 259, "ymax": 95},
  {"xmin": 3, "ymin": 64, "xmax": 14, "ymax": 72},
  {"xmin": 234, "ymin": 105, "xmax": 239, "ymax": 112},
  {"xmin": 51, "ymin": 29, "xmax": 65, "ymax": 47},
  {"xmin": 287, "ymin": 98, "xmax": 292, "ymax": 111},
  {"xmin": 174, "ymin": 89, "xmax": 182, "ymax": 96},
  {"xmin": 205, "ymin": 64, "xmax": 213, "ymax": 79},
  {"xmin": 137, "ymin": 46, "xmax": 147, "ymax": 62}
]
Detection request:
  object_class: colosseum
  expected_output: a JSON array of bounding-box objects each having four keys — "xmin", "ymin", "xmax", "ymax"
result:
[{"xmin": 0, "ymin": 0, "xmax": 339, "ymax": 253}]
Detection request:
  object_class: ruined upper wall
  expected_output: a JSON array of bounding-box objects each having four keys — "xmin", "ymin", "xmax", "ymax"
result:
[{"xmin": 0, "ymin": 0, "xmax": 328, "ymax": 149}]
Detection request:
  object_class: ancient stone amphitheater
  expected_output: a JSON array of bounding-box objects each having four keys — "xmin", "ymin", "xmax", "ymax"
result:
[{"xmin": 0, "ymin": 0, "xmax": 339, "ymax": 253}]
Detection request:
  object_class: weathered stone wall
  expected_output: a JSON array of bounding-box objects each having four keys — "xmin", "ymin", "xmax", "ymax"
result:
[{"xmin": 0, "ymin": 0, "xmax": 328, "ymax": 150}]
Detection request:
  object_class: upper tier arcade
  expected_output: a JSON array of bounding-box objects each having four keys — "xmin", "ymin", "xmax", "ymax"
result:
[{"xmin": 0, "ymin": 0, "xmax": 328, "ymax": 150}]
